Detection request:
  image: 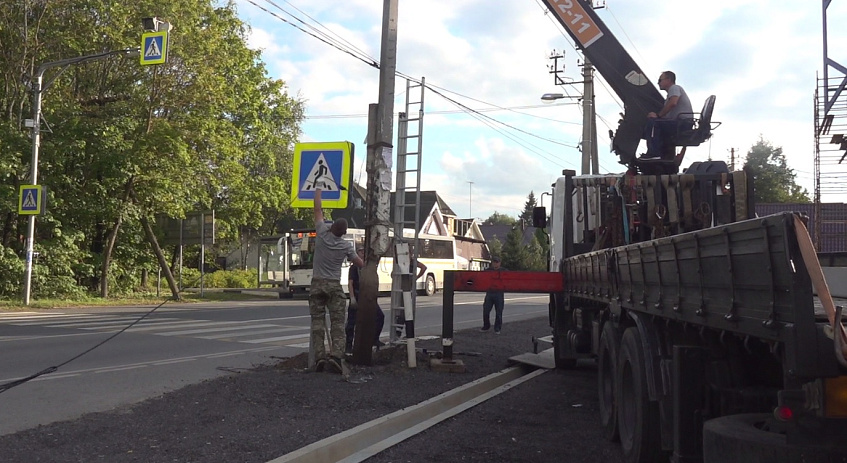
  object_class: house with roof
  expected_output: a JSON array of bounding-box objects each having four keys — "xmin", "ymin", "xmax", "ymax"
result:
[{"xmin": 330, "ymin": 183, "xmax": 489, "ymax": 263}]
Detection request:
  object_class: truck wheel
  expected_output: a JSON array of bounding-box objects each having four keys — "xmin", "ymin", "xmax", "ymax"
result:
[
  {"xmin": 616, "ymin": 327, "xmax": 664, "ymax": 463},
  {"xmin": 598, "ymin": 323, "xmax": 620, "ymax": 442},
  {"xmin": 552, "ymin": 334, "xmax": 578, "ymax": 369},
  {"xmin": 703, "ymin": 413, "xmax": 847, "ymax": 463},
  {"xmin": 424, "ymin": 274, "xmax": 436, "ymax": 296}
]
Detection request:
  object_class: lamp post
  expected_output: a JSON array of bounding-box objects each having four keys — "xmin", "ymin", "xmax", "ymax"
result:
[
  {"xmin": 467, "ymin": 181, "xmax": 474, "ymax": 218},
  {"xmin": 22, "ymin": 48, "xmax": 141, "ymax": 305}
]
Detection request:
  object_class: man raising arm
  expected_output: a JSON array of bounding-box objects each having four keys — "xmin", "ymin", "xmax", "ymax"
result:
[{"xmin": 308, "ymin": 186, "xmax": 363, "ymax": 374}]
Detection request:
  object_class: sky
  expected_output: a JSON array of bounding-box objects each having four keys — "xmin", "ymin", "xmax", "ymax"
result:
[{"xmin": 232, "ymin": 0, "xmax": 847, "ymax": 221}]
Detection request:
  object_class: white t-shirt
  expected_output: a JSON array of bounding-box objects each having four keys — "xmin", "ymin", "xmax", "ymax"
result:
[{"xmin": 666, "ymin": 84, "xmax": 693, "ymax": 120}]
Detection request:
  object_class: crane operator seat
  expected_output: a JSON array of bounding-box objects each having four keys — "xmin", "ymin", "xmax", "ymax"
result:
[{"xmin": 635, "ymin": 95, "xmax": 719, "ymax": 175}]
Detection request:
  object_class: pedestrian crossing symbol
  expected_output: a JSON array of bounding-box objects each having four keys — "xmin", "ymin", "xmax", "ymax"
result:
[
  {"xmin": 18, "ymin": 185, "xmax": 44, "ymax": 215},
  {"xmin": 140, "ymin": 31, "xmax": 168, "ymax": 66},
  {"xmin": 290, "ymin": 142, "xmax": 353, "ymax": 209}
]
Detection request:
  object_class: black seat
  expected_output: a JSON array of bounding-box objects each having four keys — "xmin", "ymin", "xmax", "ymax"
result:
[
  {"xmin": 672, "ymin": 95, "xmax": 719, "ymax": 147},
  {"xmin": 632, "ymin": 96, "xmax": 720, "ymax": 175}
]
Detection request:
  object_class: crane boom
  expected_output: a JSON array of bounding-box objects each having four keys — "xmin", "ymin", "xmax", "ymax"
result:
[{"xmin": 541, "ymin": 0, "xmax": 664, "ymax": 165}]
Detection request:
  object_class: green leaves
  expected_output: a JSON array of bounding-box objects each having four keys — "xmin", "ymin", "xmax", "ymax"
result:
[
  {"xmin": 743, "ymin": 137, "xmax": 810, "ymax": 203},
  {"xmin": 0, "ymin": 0, "xmax": 304, "ymax": 298}
]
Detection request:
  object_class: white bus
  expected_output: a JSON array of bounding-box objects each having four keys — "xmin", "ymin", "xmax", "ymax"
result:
[{"xmin": 276, "ymin": 227, "xmax": 461, "ymax": 298}]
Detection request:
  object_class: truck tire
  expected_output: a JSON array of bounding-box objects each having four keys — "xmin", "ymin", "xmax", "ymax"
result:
[
  {"xmin": 553, "ymin": 336, "xmax": 578, "ymax": 369},
  {"xmin": 598, "ymin": 323, "xmax": 620, "ymax": 442},
  {"xmin": 703, "ymin": 413, "xmax": 847, "ymax": 463},
  {"xmin": 616, "ymin": 327, "xmax": 664, "ymax": 463},
  {"xmin": 424, "ymin": 274, "xmax": 436, "ymax": 296}
]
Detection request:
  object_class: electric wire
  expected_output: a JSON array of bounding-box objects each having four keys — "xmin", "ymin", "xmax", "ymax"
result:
[
  {"xmin": 243, "ymin": 0, "xmax": 618, "ymax": 172},
  {"xmin": 279, "ymin": 0, "xmax": 378, "ymax": 64},
  {"xmin": 428, "ymin": 86, "xmax": 580, "ymax": 170},
  {"xmin": 240, "ymin": 0, "xmax": 378, "ymax": 69},
  {"xmin": 305, "ymin": 102, "xmax": 582, "ymax": 121},
  {"xmin": 0, "ymin": 298, "xmax": 171, "ymax": 394}
]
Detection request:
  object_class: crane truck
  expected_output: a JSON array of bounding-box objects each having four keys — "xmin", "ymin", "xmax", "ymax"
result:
[{"xmin": 530, "ymin": 1, "xmax": 847, "ymax": 461}]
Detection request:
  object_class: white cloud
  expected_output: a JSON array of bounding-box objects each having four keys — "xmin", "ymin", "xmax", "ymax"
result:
[{"xmin": 235, "ymin": 0, "xmax": 847, "ymax": 219}]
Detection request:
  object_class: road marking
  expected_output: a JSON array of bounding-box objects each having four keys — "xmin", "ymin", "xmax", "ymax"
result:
[
  {"xmin": 157, "ymin": 324, "xmax": 280, "ymax": 336},
  {"xmin": 0, "ymin": 346, "xmax": 281, "ymax": 384}
]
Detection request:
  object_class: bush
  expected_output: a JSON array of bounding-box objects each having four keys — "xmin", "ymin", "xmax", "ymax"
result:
[
  {"xmin": 179, "ymin": 268, "xmax": 257, "ymax": 288},
  {"xmin": 0, "ymin": 245, "xmax": 24, "ymax": 298}
]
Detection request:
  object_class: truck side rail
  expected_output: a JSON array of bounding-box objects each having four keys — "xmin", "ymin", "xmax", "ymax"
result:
[{"xmin": 564, "ymin": 212, "xmax": 834, "ymax": 377}]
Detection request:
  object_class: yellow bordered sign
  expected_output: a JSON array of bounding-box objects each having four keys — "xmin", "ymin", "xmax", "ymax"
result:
[
  {"xmin": 140, "ymin": 31, "xmax": 168, "ymax": 65},
  {"xmin": 18, "ymin": 185, "xmax": 44, "ymax": 215},
  {"xmin": 290, "ymin": 142, "xmax": 353, "ymax": 209}
]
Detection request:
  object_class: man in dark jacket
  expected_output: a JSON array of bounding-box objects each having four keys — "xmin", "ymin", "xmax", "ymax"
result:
[{"xmin": 480, "ymin": 256, "xmax": 506, "ymax": 334}]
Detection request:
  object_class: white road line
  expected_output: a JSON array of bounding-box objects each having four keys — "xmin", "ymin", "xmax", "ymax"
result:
[
  {"xmin": 1, "ymin": 314, "xmax": 131, "ymax": 324},
  {"xmin": 46, "ymin": 317, "xmax": 182, "ymax": 328},
  {"xmin": 197, "ymin": 326, "xmax": 304, "ymax": 339},
  {"xmin": 0, "ymin": 346, "xmax": 282, "ymax": 384},
  {"xmin": 241, "ymin": 333, "xmax": 311, "ymax": 343},
  {"xmin": 156, "ymin": 324, "xmax": 281, "ymax": 336}
]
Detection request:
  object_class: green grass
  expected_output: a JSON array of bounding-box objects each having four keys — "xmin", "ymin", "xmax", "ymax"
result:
[{"xmin": 0, "ymin": 290, "xmax": 279, "ymax": 311}]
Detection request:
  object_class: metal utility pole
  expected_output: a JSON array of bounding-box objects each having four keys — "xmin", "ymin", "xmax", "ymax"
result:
[
  {"xmin": 581, "ymin": 58, "xmax": 598, "ymax": 175},
  {"xmin": 354, "ymin": 0, "xmax": 398, "ymax": 365},
  {"xmin": 467, "ymin": 181, "xmax": 474, "ymax": 217},
  {"xmin": 22, "ymin": 48, "xmax": 139, "ymax": 305}
]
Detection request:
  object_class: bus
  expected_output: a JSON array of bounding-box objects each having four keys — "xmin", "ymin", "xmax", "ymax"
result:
[{"xmin": 275, "ymin": 227, "xmax": 462, "ymax": 298}]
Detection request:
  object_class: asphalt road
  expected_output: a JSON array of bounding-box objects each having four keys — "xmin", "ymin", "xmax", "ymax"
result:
[{"xmin": 0, "ymin": 292, "xmax": 547, "ymax": 436}]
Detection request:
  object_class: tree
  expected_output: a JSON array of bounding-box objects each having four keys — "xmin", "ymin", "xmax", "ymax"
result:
[
  {"xmin": 484, "ymin": 211, "xmax": 516, "ymax": 226},
  {"xmin": 487, "ymin": 237, "xmax": 503, "ymax": 261},
  {"xmin": 502, "ymin": 227, "xmax": 530, "ymax": 270},
  {"xmin": 0, "ymin": 0, "xmax": 304, "ymax": 300},
  {"xmin": 743, "ymin": 137, "xmax": 810, "ymax": 203},
  {"xmin": 520, "ymin": 191, "xmax": 537, "ymax": 226},
  {"xmin": 526, "ymin": 235, "xmax": 546, "ymax": 271}
]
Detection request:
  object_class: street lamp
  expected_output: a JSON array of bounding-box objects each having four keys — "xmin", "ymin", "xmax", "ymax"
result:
[
  {"xmin": 541, "ymin": 92, "xmax": 572, "ymax": 101},
  {"xmin": 20, "ymin": 23, "xmax": 152, "ymax": 305}
]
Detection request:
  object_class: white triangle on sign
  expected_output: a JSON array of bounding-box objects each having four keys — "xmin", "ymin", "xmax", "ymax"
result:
[
  {"xmin": 302, "ymin": 153, "xmax": 338, "ymax": 191},
  {"xmin": 145, "ymin": 39, "xmax": 162, "ymax": 57},
  {"xmin": 22, "ymin": 191, "xmax": 37, "ymax": 209}
]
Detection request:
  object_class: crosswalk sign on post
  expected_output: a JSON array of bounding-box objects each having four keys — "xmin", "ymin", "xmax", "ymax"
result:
[
  {"xmin": 140, "ymin": 31, "xmax": 168, "ymax": 65},
  {"xmin": 290, "ymin": 142, "xmax": 353, "ymax": 209},
  {"xmin": 18, "ymin": 185, "xmax": 44, "ymax": 215}
]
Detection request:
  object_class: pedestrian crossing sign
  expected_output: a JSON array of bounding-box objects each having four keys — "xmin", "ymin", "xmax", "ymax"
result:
[
  {"xmin": 140, "ymin": 31, "xmax": 168, "ymax": 65},
  {"xmin": 290, "ymin": 142, "xmax": 353, "ymax": 209},
  {"xmin": 18, "ymin": 185, "xmax": 44, "ymax": 215}
]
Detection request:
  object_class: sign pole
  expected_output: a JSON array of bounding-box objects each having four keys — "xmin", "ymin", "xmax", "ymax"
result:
[
  {"xmin": 22, "ymin": 72, "xmax": 43, "ymax": 306},
  {"xmin": 20, "ymin": 47, "xmax": 142, "ymax": 305}
]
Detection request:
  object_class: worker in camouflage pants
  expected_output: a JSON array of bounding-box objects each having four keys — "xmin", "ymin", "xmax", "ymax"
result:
[
  {"xmin": 309, "ymin": 278, "xmax": 348, "ymax": 364},
  {"xmin": 309, "ymin": 185, "xmax": 363, "ymax": 374}
]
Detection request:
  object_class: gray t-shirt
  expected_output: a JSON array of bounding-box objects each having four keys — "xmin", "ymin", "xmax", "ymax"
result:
[
  {"xmin": 312, "ymin": 220, "xmax": 355, "ymax": 281},
  {"xmin": 665, "ymin": 84, "xmax": 693, "ymax": 120}
]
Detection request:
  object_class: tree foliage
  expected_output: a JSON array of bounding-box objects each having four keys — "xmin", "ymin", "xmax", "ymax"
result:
[
  {"xmin": 519, "ymin": 191, "xmax": 536, "ymax": 226},
  {"xmin": 486, "ymin": 192, "xmax": 548, "ymax": 271},
  {"xmin": 743, "ymin": 137, "xmax": 810, "ymax": 203},
  {"xmin": 483, "ymin": 211, "xmax": 516, "ymax": 226},
  {"xmin": 0, "ymin": 0, "xmax": 304, "ymax": 299}
]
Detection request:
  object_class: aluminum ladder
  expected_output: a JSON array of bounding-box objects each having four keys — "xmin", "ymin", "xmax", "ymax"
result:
[{"xmin": 390, "ymin": 77, "xmax": 425, "ymax": 343}]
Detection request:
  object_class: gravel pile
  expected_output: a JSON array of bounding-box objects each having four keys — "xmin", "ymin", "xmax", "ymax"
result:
[{"xmin": 0, "ymin": 316, "xmax": 621, "ymax": 462}]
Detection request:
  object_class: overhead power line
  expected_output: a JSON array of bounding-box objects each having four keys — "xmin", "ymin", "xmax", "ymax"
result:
[
  {"xmin": 242, "ymin": 0, "xmax": 378, "ymax": 68},
  {"xmin": 243, "ymin": 0, "xmax": 585, "ymax": 170}
]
